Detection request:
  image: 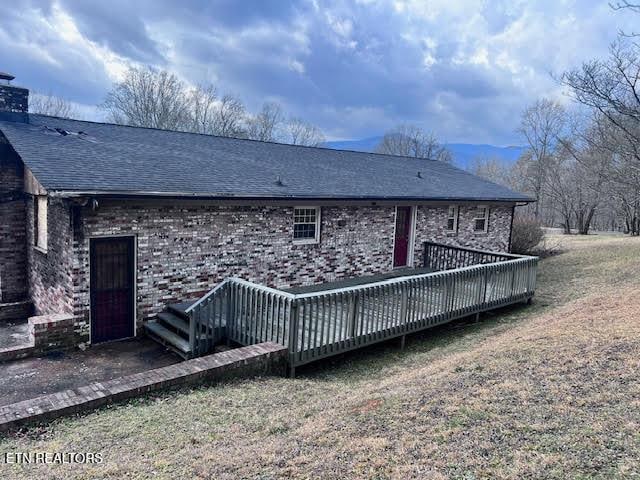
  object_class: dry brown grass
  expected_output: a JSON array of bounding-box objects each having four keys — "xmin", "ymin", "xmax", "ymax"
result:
[{"xmin": 2, "ymin": 234, "xmax": 640, "ymax": 479}]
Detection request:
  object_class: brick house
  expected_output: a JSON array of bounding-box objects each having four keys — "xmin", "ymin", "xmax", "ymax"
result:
[{"xmin": 0, "ymin": 76, "xmax": 532, "ymax": 351}]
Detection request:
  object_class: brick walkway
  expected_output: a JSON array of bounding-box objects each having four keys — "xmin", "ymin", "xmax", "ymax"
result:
[{"xmin": 0, "ymin": 342, "xmax": 287, "ymax": 433}]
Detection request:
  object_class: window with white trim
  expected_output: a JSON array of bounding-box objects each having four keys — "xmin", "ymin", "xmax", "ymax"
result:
[
  {"xmin": 446, "ymin": 205, "xmax": 459, "ymax": 233},
  {"xmin": 293, "ymin": 207, "xmax": 320, "ymax": 243},
  {"xmin": 473, "ymin": 206, "xmax": 489, "ymax": 232},
  {"xmin": 34, "ymin": 195, "xmax": 48, "ymax": 251}
]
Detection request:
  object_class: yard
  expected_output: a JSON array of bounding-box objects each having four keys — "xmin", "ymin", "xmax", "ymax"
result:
[{"xmin": 1, "ymin": 234, "xmax": 640, "ymax": 479}]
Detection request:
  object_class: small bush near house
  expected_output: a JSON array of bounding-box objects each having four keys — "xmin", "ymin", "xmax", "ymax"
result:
[{"xmin": 510, "ymin": 217, "xmax": 544, "ymax": 254}]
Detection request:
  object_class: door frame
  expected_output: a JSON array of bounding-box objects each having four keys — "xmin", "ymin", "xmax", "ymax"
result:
[
  {"xmin": 88, "ymin": 235, "xmax": 137, "ymax": 344},
  {"xmin": 391, "ymin": 206, "xmax": 417, "ymax": 269}
]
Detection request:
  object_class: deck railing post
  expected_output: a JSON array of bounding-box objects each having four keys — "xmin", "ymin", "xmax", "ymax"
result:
[
  {"xmin": 400, "ymin": 284, "xmax": 409, "ymax": 331},
  {"xmin": 423, "ymin": 242, "xmax": 428, "ymax": 269},
  {"xmin": 188, "ymin": 309, "xmax": 198, "ymax": 357},
  {"xmin": 225, "ymin": 283, "xmax": 233, "ymax": 346},
  {"xmin": 288, "ymin": 300, "xmax": 300, "ymax": 376},
  {"xmin": 482, "ymin": 266, "xmax": 489, "ymax": 307},
  {"xmin": 349, "ymin": 292, "xmax": 359, "ymax": 340}
]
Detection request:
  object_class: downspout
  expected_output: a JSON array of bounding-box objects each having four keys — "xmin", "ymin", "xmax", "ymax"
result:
[{"xmin": 508, "ymin": 204, "xmax": 515, "ymax": 253}]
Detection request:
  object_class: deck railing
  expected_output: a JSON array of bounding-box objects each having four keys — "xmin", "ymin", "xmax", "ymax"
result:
[
  {"xmin": 185, "ymin": 242, "xmax": 538, "ymax": 371},
  {"xmin": 423, "ymin": 241, "xmax": 515, "ymax": 271}
]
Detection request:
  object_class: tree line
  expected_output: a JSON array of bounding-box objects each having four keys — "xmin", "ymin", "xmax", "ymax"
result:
[
  {"xmin": 471, "ymin": 2, "xmax": 640, "ymax": 235},
  {"xmin": 30, "ymin": 67, "xmax": 326, "ymax": 147},
  {"xmin": 30, "ymin": 66, "xmax": 453, "ymax": 159}
]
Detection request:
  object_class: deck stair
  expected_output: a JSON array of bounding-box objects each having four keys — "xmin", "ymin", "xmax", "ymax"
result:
[{"xmin": 144, "ymin": 300, "xmax": 197, "ymax": 359}]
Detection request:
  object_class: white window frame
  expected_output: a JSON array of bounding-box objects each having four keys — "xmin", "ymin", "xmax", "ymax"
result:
[
  {"xmin": 446, "ymin": 205, "xmax": 459, "ymax": 233},
  {"xmin": 34, "ymin": 195, "xmax": 48, "ymax": 252},
  {"xmin": 473, "ymin": 205, "xmax": 489, "ymax": 233},
  {"xmin": 293, "ymin": 206, "xmax": 321, "ymax": 244}
]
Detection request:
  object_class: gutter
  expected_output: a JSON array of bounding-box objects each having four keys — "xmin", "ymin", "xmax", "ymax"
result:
[{"xmin": 47, "ymin": 190, "xmax": 536, "ymax": 204}]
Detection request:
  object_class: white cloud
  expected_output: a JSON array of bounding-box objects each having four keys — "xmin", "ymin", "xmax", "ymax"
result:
[{"xmin": 1, "ymin": 0, "xmax": 636, "ymax": 144}]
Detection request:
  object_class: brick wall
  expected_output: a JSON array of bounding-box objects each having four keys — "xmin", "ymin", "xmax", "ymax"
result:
[
  {"xmin": 26, "ymin": 197, "xmax": 75, "ymax": 319},
  {"xmin": 28, "ymin": 313, "xmax": 76, "ymax": 353},
  {"xmin": 70, "ymin": 201, "xmax": 513, "ymax": 334},
  {"xmin": 0, "ymin": 85, "xmax": 28, "ymax": 114},
  {"xmin": 413, "ymin": 205, "xmax": 513, "ymax": 267},
  {"xmin": 73, "ymin": 203, "xmax": 397, "ymax": 331},
  {"xmin": 0, "ymin": 145, "xmax": 27, "ymax": 303}
]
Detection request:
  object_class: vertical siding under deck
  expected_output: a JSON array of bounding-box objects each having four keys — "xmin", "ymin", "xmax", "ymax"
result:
[{"xmin": 185, "ymin": 242, "xmax": 538, "ymax": 368}]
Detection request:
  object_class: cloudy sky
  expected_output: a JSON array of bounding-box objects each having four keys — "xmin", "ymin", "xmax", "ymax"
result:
[{"xmin": 0, "ymin": 0, "xmax": 634, "ymax": 144}]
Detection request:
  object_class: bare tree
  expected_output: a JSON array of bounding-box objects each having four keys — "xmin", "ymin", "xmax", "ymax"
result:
[
  {"xmin": 101, "ymin": 67, "xmax": 330, "ymax": 146},
  {"xmin": 517, "ymin": 99, "xmax": 566, "ymax": 219},
  {"xmin": 375, "ymin": 124, "xmax": 452, "ymax": 163},
  {"xmin": 30, "ymin": 92, "xmax": 76, "ymax": 118},
  {"xmin": 562, "ymin": 42, "xmax": 640, "ymax": 167},
  {"xmin": 286, "ymin": 117, "xmax": 326, "ymax": 147},
  {"xmin": 101, "ymin": 66, "xmax": 189, "ymax": 130},
  {"xmin": 543, "ymin": 150, "xmax": 575, "ymax": 234},
  {"xmin": 610, "ymin": 0, "xmax": 640, "ymax": 11},
  {"xmin": 610, "ymin": 1, "xmax": 640, "ymax": 36},
  {"xmin": 186, "ymin": 84, "xmax": 218, "ymax": 135},
  {"xmin": 468, "ymin": 156, "xmax": 515, "ymax": 187},
  {"xmin": 210, "ymin": 94, "xmax": 247, "ymax": 138},
  {"xmin": 246, "ymin": 102, "xmax": 284, "ymax": 142}
]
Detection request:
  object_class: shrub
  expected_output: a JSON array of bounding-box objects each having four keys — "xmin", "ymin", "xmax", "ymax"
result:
[{"xmin": 510, "ymin": 217, "xmax": 544, "ymax": 254}]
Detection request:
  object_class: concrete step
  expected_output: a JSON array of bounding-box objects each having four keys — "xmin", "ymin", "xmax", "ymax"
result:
[
  {"xmin": 145, "ymin": 320, "xmax": 191, "ymax": 358},
  {"xmin": 157, "ymin": 311, "xmax": 189, "ymax": 336},
  {"xmin": 0, "ymin": 301, "xmax": 33, "ymax": 323}
]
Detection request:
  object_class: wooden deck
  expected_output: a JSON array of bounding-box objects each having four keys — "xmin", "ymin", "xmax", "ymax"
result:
[
  {"xmin": 184, "ymin": 242, "xmax": 538, "ymax": 373},
  {"xmin": 284, "ymin": 267, "xmax": 435, "ymax": 294}
]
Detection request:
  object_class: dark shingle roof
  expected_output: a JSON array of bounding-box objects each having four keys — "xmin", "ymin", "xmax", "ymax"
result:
[{"xmin": 0, "ymin": 114, "xmax": 532, "ymax": 202}]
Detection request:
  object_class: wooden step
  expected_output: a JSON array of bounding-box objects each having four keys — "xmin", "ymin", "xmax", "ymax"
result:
[
  {"xmin": 167, "ymin": 300, "xmax": 197, "ymax": 320},
  {"xmin": 145, "ymin": 320, "xmax": 191, "ymax": 357},
  {"xmin": 157, "ymin": 311, "xmax": 189, "ymax": 335}
]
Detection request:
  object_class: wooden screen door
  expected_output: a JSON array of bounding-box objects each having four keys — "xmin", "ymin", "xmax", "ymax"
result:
[
  {"xmin": 90, "ymin": 237, "xmax": 135, "ymax": 343},
  {"xmin": 393, "ymin": 207, "xmax": 413, "ymax": 267}
]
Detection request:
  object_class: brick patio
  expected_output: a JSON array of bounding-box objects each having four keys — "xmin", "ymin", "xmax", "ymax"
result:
[{"xmin": 0, "ymin": 342, "xmax": 287, "ymax": 433}]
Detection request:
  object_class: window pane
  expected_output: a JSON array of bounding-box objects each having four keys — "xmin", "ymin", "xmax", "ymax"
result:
[
  {"xmin": 294, "ymin": 223, "xmax": 316, "ymax": 239},
  {"xmin": 475, "ymin": 219, "xmax": 486, "ymax": 231},
  {"xmin": 293, "ymin": 207, "xmax": 319, "ymax": 241},
  {"xmin": 294, "ymin": 208, "xmax": 316, "ymax": 224},
  {"xmin": 447, "ymin": 218, "xmax": 455, "ymax": 231}
]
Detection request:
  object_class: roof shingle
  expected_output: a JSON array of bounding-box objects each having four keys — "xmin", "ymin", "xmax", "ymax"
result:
[{"xmin": 0, "ymin": 114, "xmax": 532, "ymax": 202}]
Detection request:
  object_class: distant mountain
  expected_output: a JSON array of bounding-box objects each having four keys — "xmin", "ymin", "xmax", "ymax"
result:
[
  {"xmin": 445, "ymin": 144, "xmax": 526, "ymax": 170},
  {"xmin": 324, "ymin": 136, "xmax": 383, "ymax": 153},
  {"xmin": 323, "ymin": 136, "xmax": 526, "ymax": 170}
]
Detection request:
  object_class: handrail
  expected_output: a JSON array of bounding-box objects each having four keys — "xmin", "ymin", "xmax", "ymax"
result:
[
  {"xmin": 422, "ymin": 241, "xmax": 529, "ymax": 259},
  {"xmin": 292, "ymin": 257, "xmax": 531, "ymax": 299},
  {"xmin": 184, "ymin": 278, "xmax": 231, "ymax": 314},
  {"xmin": 186, "ymin": 277, "xmax": 297, "ymax": 315},
  {"xmin": 226, "ymin": 277, "xmax": 297, "ymax": 300},
  {"xmin": 185, "ymin": 254, "xmax": 535, "ymax": 306}
]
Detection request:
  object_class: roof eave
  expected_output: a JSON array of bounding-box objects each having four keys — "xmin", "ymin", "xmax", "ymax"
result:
[{"xmin": 46, "ymin": 189, "xmax": 535, "ymax": 204}]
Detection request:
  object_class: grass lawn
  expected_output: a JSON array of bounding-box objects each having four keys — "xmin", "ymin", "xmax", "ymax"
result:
[{"xmin": 2, "ymin": 234, "xmax": 640, "ymax": 479}]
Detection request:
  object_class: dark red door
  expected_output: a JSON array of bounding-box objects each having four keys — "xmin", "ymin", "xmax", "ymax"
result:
[
  {"xmin": 393, "ymin": 207, "xmax": 412, "ymax": 267},
  {"xmin": 90, "ymin": 237, "xmax": 135, "ymax": 343}
]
